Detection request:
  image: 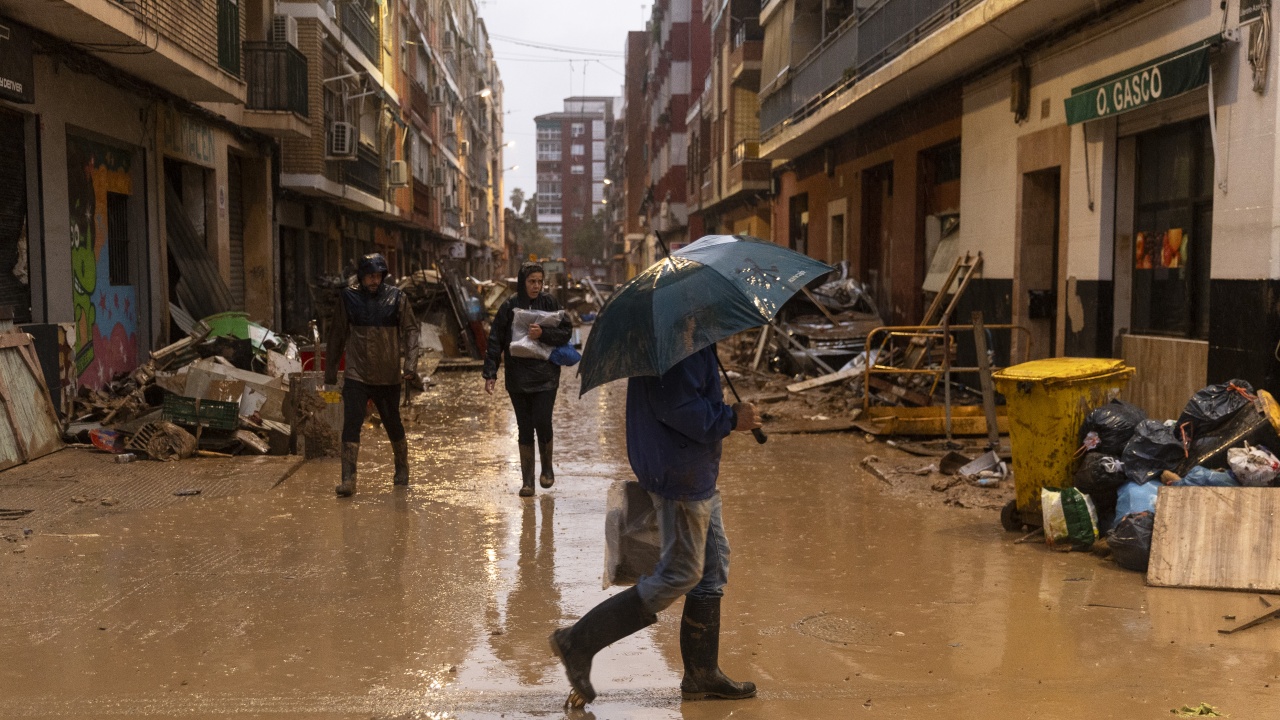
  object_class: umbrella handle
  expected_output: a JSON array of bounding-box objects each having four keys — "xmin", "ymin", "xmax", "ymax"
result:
[
  {"xmin": 752, "ymin": 428, "xmax": 767, "ymax": 444},
  {"xmin": 713, "ymin": 345, "xmax": 768, "ymax": 445}
]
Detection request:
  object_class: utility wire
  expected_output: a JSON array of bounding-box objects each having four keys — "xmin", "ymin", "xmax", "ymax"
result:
[{"xmin": 491, "ymin": 34, "xmax": 622, "ymax": 57}]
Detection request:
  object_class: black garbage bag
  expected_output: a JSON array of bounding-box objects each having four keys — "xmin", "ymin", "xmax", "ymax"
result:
[
  {"xmin": 1177, "ymin": 379, "xmax": 1256, "ymax": 445},
  {"xmin": 1108, "ymin": 511, "xmax": 1155, "ymax": 572},
  {"xmin": 1073, "ymin": 453, "xmax": 1125, "ymax": 522},
  {"xmin": 1079, "ymin": 400, "xmax": 1147, "ymax": 456},
  {"xmin": 1121, "ymin": 419, "xmax": 1185, "ymax": 485}
]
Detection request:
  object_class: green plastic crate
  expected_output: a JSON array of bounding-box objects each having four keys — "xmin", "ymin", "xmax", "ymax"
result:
[{"xmin": 163, "ymin": 393, "xmax": 240, "ymax": 431}]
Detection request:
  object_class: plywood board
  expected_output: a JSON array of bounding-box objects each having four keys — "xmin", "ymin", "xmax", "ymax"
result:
[
  {"xmin": 1121, "ymin": 334, "xmax": 1208, "ymax": 421},
  {"xmin": 1148, "ymin": 487, "xmax": 1280, "ymax": 592},
  {"xmin": 0, "ymin": 340, "xmax": 64, "ymax": 472}
]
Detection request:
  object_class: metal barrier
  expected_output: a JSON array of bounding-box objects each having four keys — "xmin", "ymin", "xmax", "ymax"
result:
[{"xmin": 861, "ymin": 323, "xmax": 1032, "ymax": 411}]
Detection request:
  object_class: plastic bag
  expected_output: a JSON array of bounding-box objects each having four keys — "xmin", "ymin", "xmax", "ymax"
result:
[
  {"xmin": 549, "ymin": 344, "xmax": 581, "ymax": 367},
  {"xmin": 1041, "ymin": 487, "xmax": 1099, "ymax": 551},
  {"xmin": 1177, "ymin": 379, "xmax": 1255, "ymax": 445},
  {"xmin": 1108, "ymin": 511, "xmax": 1155, "ymax": 572},
  {"xmin": 1072, "ymin": 454, "xmax": 1125, "ymax": 529},
  {"xmin": 1227, "ymin": 442, "xmax": 1280, "ymax": 487},
  {"xmin": 602, "ymin": 480, "xmax": 661, "ymax": 588},
  {"xmin": 1121, "ymin": 419, "xmax": 1185, "ymax": 485},
  {"xmin": 509, "ymin": 308, "xmax": 564, "ymax": 360},
  {"xmin": 1115, "ymin": 481, "xmax": 1160, "ymax": 519},
  {"xmin": 1175, "ymin": 465, "xmax": 1239, "ymax": 487},
  {"xmin": 1079, "ymin": 400, "xmax": 1147, "ymax": 456}
]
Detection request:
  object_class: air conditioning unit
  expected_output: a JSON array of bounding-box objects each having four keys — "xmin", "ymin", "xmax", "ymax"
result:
[
  {"xmin": 432, "ymin": 166, "xmax": 445, "ymax": 184},
  {"xmin": 272, "ymin": 15, "xmax": 299, "ymax": 48},
  {"xmin": 328, "ymin": 121, "xmax": 356, "ymax": 158},
  {"xmin": 389, "ymin": 160, "xmax": 409, "ymax": 187}
]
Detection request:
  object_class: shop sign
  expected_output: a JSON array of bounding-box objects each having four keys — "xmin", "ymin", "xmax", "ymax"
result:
[
  {"xmin": 160, "ymin": 106, "xmax": 216, "ymax": 167},
  {"xmin": 1064, "ymin": 39, "xmax": 1217, "ymax": 125},
  {"xmin": 0, "ymin": 19, "xmax": 34, "ymax": 104}
]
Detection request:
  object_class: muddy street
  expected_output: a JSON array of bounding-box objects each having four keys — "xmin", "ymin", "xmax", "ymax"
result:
[{"xmin": 1, "ymin": 370, "xmax": 1277, "ymax": 719}]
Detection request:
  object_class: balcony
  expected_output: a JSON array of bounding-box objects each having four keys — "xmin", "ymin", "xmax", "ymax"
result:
[
  {"xmin": 342, "ymin": 3, "xmax": 381, "ymax": 69},
  {"xmin": 344, "ymin": 145, "xmax": 383, "ymax": 197},
  {"xmin": 411, "ymin": 81, "xmax": 433, "ymax": 123},
  {"xmin": 761, "ymin": 0, "xmax": 1107, "ymax": 159},
  {"xmin": 444, "ymin": 207, "xmax": 462, "ymax": 230},
  {"xmin": 729, "ymin": 20, "xmax": 764, "ymax": 89},
  {"xmin": 217, "ymin": 0, "xmax": 240, "ymax": 76},
  {"xmin": 1, "ymin": 1, "xmax": 244, "ymax": 103},
  {"xmin": 241, "ymin": 42, "xmax": 311, "ymax": 138},
  {"xmin": 726, "ymin": 157, "xmax": 771, "ymax": 196}
]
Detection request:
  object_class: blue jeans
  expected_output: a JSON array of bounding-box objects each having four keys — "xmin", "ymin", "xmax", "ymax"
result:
[{"xmin": 635, "ymin": 491, "xmax": 730, "ymax": 615}]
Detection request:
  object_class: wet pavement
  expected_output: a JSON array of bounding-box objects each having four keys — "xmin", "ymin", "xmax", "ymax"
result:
[{"xmin": 2, "ymin": 369, "xmax": 1279, "ymax": 719}]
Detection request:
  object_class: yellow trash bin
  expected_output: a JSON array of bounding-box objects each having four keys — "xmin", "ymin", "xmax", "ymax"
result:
[{"xmin": 992, "ymin": 357, "xmax": 1135, "ymax": 531}]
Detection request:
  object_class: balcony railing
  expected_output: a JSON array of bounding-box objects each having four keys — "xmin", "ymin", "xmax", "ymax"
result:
[
  {"xmin": 761, "ymin": 0, "xmax": 980, "ymax": 137},
  {"xmin": 342, "ymin": 3, "xmax": 381, "ymax": 69},
  {"xmin": 345, "ymin": 145, "xmax": 383, "ymax": 196},
  {"xmin": 244, "ymin": 43, "xmax": 309, "ymax": 117},
  {"xmin": 217, "ymin": 0, "xmax": 240, "ymax": 76},
  {"xmin": 444, "ymin": 207, "xmax": 461, "ymax": 229}
]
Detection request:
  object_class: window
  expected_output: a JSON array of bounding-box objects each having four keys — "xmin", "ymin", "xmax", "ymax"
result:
[
  {"xmin": 570, "ymin": 143, "xmax": 585, "ymax": 156},
  {"xmin": 570, "ymin": 165, "xmax": 585, "ymax": 175},
  {"xmin": 592, "ymin": 120, "xmax": 605, "ymax": 138},
  {"xmin": 537, "ymin": 142, "xmax": 562, "ymax": 161},
  {"xmin": 107, "ymin": 192, "xmax": 130, "ymax": 285},
  {"xmin": 592, "ymin": 183, "xmax": 604, "ymax": 203},
  {"xmin": 571, "ymin": 122, "xmax": 585, "ymax": 137},
  {"xmin": 592, "ymin": 140, "xmax": 605, "ymax": 158},
  {"xmin": 537, "ymin": 127, "xmax": 562, "ymax": 141},
  {"xmin": 1130, "ymin": 117, "xmax": 1213, "ymax": 339},
  {"xmin": 592, "ymin": 162, "xmax": 605, "ymax": 180}
]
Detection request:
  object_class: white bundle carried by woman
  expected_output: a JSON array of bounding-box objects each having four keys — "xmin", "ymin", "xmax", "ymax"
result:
[{"xmin": 509, "ymin": 308, "xmax": 564, "ymax": 360}]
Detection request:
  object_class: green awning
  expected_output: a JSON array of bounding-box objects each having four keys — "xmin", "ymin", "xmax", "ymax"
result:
[{"xmin": 1064, "ymin": 37, "xmax": 1219, "ymax": 125}]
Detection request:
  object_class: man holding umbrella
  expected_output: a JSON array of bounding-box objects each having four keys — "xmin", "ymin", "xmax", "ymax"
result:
[{"xmin": 550, "ymin": 234, "xmax": 831, "ymax": 705}]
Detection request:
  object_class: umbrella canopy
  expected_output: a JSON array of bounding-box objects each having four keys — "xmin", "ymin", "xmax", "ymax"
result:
[{"xmin": 578, "ymin": 234, "xmax": 834, "ymax": 395}]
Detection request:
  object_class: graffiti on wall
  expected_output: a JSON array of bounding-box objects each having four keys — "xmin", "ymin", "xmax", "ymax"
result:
[{"xmin": 67, "ymin": 135, "xmax": 136, "ymax": 390}]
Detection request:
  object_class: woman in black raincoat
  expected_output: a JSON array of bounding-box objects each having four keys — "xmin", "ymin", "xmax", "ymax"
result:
[{"xmin": 483, "ymin": 262, "xmax": 573, "ymax": 496}]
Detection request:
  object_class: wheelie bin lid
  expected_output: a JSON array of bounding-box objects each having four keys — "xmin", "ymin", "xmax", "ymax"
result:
[{"xmin": 993, "ymin": 357, "xmax": 1132, "ymax": 384}]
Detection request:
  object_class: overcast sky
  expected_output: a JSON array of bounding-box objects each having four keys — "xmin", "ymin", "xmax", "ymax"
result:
[{"xmin": 479, "ymin": 0, "xmax": 649, "ymax": 208}]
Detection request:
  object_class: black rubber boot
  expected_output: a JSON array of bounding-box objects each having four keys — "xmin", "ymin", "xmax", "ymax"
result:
[
  {"xmin": 519, "ymin": 443, "xmax": 536, "ymax": 497},
  {"xmin": 392, "ymin": 439, "xmax": 410, "ymax": 486},
  {"xmin": 336, "ymin": 442, "xmax": 359, "ymax": 497},
  {"xmin": 679, "ymin": 595, "xmax": 757, "ymax": 700},
  {"xmin": 539, "ymin": 439, "xmax": 555, "ymax": 488},
  {"xmin": 549, "ymin": 585, "xmax": 657, "ymax": 704}
]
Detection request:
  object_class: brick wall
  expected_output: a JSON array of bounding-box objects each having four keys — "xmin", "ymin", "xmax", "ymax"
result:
[{"xmin": 280, "ymin": 19, "xmax": 326, "ymax": 176}]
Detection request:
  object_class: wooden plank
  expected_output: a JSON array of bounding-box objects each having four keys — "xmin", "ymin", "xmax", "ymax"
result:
[
  {"xmin": 1149, "ymin": 487, "xmax": 1280, "ymax": 592},
  {"xmin": 0, "ymin": 332, "xmax": 32, "ymax": 350},
  {"xmin": 768, "ymin": 418, "xmax": 861, "ymax": 434},
  {"xmin": 1121, "ymin": 334, "xmax": 1208, "ymax": 423},
  {"xmin": 0, "ymin": 346, "xmax": 63, "ymax": 464},
  {"xmin": 801, "ymin": 287, "xmax": 843, "ymax": 327},
  {"xmin": 0, "ymin": 369, "xmax": 29, "ymax": 462},
  {"xmin": 750, "ymin": 325, "xmax": 771, "ymax": 372},
  {"xmin": 867, "ymin": 375, "xmax": 933, "ymax": 407},
  {"xmin": 1218, "ymin": 596, "xmax": 1280, "ymax": 634},
  {"xmin": 787, "ymin": 365, "xmax": 861, "ymax": 393}
]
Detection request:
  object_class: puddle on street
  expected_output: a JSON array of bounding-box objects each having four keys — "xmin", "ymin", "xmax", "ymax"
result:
[{"xmin": 0, "ymin": 371, "xmax": 1277, "ymax": 718}]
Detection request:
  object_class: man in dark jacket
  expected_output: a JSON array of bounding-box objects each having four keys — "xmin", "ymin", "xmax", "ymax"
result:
[
  {"xmin": 326, "ymin": 253, "xmax": 420, "ymax": 497},
  {"xmin": 483, "ymin": 262, "xmax": 573, "ymax": 495},
  {"xmin": 549, "ymin": 344, "xmax": 760, "ymax": 704}
]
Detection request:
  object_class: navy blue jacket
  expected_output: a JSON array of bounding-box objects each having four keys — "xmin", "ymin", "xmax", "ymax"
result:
[{"xmin": 626, "ymin": 345, "xmax": 738, "ymax": 501}]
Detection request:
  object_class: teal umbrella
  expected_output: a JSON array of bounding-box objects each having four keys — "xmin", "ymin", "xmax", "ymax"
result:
[{"xmin": 578, "ymin": 234, "xmax": 834, "ymax": 398}]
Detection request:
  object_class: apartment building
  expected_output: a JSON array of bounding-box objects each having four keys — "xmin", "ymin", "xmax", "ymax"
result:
[
  {"xmin": 759, "ymin": 0, "xmax": 1280, "ymax": 416},
  {"xmin": 534, "ymin": 96, "xmax": 615, "ymax": 271},
  {"xmin": 642, "ymin": 0, "xmax": 709, "ymax": 250},
  {"xmin": 687, "ymin": 0, "xmax": 770, "ymax": 241},
  {"xmin": 0, "ymin": 0, "xmax": 503, "ymax": 390},
  {"xmin": 275, "ymin": 0, "xmax": 504, "ymax": 334},
  {"xmin": 620, "ymin": 30, "xmax": 654, "ymax": 276},
  {"xmin": 0, "ymin": 1, "xmax": 278, "ymax": 390}
]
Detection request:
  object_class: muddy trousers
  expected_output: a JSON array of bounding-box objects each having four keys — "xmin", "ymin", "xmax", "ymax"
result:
[
  {"xmin": 635, "ymin": 490, "xmax": 729, "ymax": 613},
  {"xmin": 341, "ymin": 379, "xmax": 405, "ymax": 443}
]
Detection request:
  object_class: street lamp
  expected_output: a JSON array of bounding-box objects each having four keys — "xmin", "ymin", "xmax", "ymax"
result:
[
  {"xmin": 504, "ymin": 165, "xmax": 519, "ymax": 172},
  {"xmin": 602, "ymin": 178, "xmax": 613, "ymax": 185},
  {"xmin": 474, "ymin": 87, "xmax": 492, "ymax": 99}
]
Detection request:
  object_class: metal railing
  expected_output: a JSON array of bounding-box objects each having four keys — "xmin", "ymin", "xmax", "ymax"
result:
[
  {"xmin": 761, "ymin": 0, "xmax": 980, "ymax": 138},
  {"xmin": 217, "ymin": 0, "xmax": 240, "ymax": 76},
  {"xmin": 345, "ymin": 145, "xmax": 383, "ymax": 196},
  {"xmin": 244, "ymin": 43, "xmax": 309, "ymax": 117},
  {"xmin": 860, "ymin": 323, "xmax": 1031, "ymax": 410},
  {"xmin": 341, "ymin": 2, "xmax": 380, "ymax": 68}
]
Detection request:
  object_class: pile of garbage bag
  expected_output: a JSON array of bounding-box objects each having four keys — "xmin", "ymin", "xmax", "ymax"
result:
[{"xmin": 1071, "ymin": 380, "xmax": 1280, "ymax": 571}]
